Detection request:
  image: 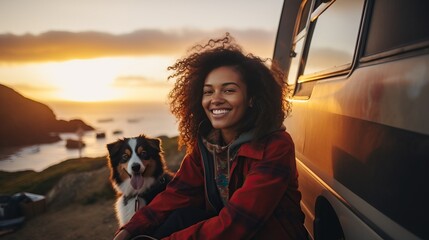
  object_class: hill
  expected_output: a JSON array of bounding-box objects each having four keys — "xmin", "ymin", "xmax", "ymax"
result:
[{"xmin": 0, "ymin": 84, "xmax": 93, "ymax": 147}]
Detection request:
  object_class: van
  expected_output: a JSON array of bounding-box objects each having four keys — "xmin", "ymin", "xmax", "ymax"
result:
[{"xmin": 273, "ymin": 0, "xmax": 429, "ymax": 239}]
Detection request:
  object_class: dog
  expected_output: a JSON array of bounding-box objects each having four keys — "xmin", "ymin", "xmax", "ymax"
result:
[{"xmin": 107, "ymin": 135, "xmax": 173, "ymax": 226}]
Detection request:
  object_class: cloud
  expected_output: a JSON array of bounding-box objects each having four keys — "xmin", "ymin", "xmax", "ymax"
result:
[
  {"xmin": 115, "ymin": 75, "xmax": 150, "ymax": 84},
  {"xmin": 0, "ymin": 28, "xmax": 275, "ymax": 63},
  {"xmin": 113, "ymin": 75, "xmax": 171, "ymax": 88}
]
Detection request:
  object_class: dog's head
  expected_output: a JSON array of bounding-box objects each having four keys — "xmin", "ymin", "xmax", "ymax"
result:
[{"xmin": 107, "ymin": 135, "xmax": 166, "ymax": 191}]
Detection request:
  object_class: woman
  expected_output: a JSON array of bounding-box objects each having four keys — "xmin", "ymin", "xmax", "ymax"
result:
[{"xmin": 114, "ymin": 34, "xmax": 307, "ymax": 239}]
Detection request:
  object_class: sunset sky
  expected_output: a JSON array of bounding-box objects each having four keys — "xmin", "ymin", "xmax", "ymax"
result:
[{"xmin": 0, "ymin": 0, "xmax": 283, "ymax": 103}]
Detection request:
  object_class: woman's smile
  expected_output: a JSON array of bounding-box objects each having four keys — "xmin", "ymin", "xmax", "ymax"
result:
[{"xmin": 210, "ymin": 108, "xmax": 231, "ymax": 116}]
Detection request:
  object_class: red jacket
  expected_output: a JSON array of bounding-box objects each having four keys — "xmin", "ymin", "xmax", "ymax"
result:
[{"xmin": 121, "ymin": 130, "xmax": 307, "ymax": 239}]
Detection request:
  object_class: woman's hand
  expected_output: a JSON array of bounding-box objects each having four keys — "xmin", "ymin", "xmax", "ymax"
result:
[{"xmin": 113, "ymin": 229, "xmax": 131, "ymax": 240}]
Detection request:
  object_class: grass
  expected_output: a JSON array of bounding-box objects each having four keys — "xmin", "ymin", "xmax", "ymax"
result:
[{"xmin": 0, "ymin": 156, "xmax": 108, "ymax": 195}]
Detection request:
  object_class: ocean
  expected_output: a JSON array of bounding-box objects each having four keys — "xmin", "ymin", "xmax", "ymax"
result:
[{"xmin": 0, "ymin": 101, "xmax": 179, "ymax": 172}]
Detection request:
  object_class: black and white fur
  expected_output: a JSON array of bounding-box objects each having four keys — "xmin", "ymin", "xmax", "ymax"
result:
[{"xmin": 107, "ymin": 135, "xmax": 173, "ymax": 226}]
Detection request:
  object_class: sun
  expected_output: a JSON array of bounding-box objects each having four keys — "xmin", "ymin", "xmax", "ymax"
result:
[
  {"xmin": 36, "ymin": 56, "xmax": 174, "ymax": 102},
  {"xmin": 48, "ymin": 58, "xmax": 124, "ymax": 102}
]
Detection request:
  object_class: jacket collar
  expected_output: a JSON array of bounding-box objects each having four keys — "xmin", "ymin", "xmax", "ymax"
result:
[
  {"xmin": 198, "ymin": 120, "xmax": 286, "ymax": 161},
  {"xmin": 236, "ymin": 124, "xmax": 286, "ymax": 160},
  {"xmin": 236, "ymin": 142, "xmax": 265, "ymax": 160}
]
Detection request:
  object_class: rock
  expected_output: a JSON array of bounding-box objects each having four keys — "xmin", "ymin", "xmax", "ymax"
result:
[
  {"xmin": 46, "ymin": 167, "xmax": 112, "ymax": 210},
  {"xmin": 95, "ymin": 131, "xmax": 106, "ymax": 139},
  {"xmin": 65, "ymin": 139, "xmax": 86, "ymax": 149},
  {"xmin": 52, "ymin": 119, "xmax": 93, "ymax": 133},
  {"xmin": 0, "ymin": 84, "xmax": 94, "ymax": 147}
]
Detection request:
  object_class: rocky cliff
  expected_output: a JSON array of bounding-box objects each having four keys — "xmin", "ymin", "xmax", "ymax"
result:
[{"xmin": 0, "ymin": 84, "xmax": 93, "ymax": 147}]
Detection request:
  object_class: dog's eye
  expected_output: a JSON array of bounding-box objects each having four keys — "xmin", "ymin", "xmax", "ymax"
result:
[
  {"xmin": 121, "ymin": 154, "xmax": 130, "ymax": 162},
  {"xmin": 140, "ymin": 151, "xmax": 149, "ymax": 160}
]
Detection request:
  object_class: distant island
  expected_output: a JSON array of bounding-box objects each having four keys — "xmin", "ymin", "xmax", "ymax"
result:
[{"xmin": 0, "ymin": 84, "xmax": 94, "ymax": 147}]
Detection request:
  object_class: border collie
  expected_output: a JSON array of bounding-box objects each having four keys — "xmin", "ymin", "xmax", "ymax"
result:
[{"xmin": 107, "ymin": 135, "xmax": 173, "ymax": 226}]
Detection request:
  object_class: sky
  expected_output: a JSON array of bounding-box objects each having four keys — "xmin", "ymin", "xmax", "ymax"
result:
[{"xmin": 0, "ymin": 0, "xmax": 284, "ymax": 103}]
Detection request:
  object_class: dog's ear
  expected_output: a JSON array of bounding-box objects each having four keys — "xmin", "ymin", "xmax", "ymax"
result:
[
  {"xmin": 147, "ymin": 138, "xmax": 162, "ymax": 152},
  {"xmin": 107, "ymin": 139, "xmax": 123, "ymax": 156}
]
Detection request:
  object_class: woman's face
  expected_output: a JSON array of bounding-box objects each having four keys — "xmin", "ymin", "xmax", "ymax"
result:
[{"xmin": 202, "ymin": 66, "xmax": 250, "ymax": 143}]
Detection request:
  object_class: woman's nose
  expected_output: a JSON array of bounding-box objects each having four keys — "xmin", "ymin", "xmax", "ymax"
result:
[{"xmin": 211, "ymin": 91, "xmax": 225, "ymax": 104}]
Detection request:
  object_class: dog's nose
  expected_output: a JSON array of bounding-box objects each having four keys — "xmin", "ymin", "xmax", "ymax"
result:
[{"xmin": 131, "ymin": 163, "xmax": 141, "ymax": 173}]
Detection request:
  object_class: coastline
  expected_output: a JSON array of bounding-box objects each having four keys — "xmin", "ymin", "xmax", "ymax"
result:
[{"xmin": 0, "ymin": 85, "xmax": 179, "ymax": 173}]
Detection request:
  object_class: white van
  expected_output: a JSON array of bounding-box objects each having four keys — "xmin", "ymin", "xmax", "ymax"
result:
[{"xmin": 273, "ymin": 0, "xmax": 428, "ymax": 239}]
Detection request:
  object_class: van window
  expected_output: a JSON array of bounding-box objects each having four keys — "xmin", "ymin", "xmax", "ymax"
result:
[
  {"xmin": 303, "ymin": 0, "xmax": 365, "ymax": 76},
  {"xmin": 287, "ymin": 0, "xmax": 311, "ymax": 85},
  {"xmin": 364, "ymin": 0, "xmax": 429, "ymax": 56}
]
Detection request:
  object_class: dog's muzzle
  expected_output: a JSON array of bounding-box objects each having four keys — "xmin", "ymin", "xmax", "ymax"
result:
[{"xmin": 130, "ymin": 163, "xmax": 145, "ymax": 190}]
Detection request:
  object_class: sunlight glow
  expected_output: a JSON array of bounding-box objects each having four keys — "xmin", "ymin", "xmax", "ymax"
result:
[
  {"xmin": 48, "ymin": 58, "xmax": 122, "ymax": 102},
  {"xmin": 38, "ymin": 57, "xmax": 174, "ymax": 102}
]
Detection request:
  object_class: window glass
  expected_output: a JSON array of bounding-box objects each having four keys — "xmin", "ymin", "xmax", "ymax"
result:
[
  {"xmin": 287, "ymin": 1, "xmax": 311, "ymax": 85},
  {"xmin": 303, "ymin": 0, "xmax": 364, "ymax": 75},
  {"xmin": 364, "ymin": 0, "xmax": 429, "ymax": 56},
  {"xmin": 287, "ymin": 38, "xmax": 305, "ymax": 85}
]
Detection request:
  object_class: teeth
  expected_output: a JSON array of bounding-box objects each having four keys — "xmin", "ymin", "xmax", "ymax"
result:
[{"xmin": 212, "ymin": 109, "xmax": 229, "ymax": 115}]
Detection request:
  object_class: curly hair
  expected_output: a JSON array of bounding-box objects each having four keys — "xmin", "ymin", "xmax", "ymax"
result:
[{"xmin": 168, "ymin": 33, "xmax": 291, "ymax": 151}]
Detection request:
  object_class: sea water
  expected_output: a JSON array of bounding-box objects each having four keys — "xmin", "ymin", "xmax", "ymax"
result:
[{"xmin": 0, "ymin": 101, "xmax": 178, "ymax": 172}]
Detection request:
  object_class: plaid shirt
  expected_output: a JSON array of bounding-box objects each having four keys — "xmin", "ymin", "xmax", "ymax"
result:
[{"xmin": 120, "ymin": 130, "xmax": 307, "ymax": 239}]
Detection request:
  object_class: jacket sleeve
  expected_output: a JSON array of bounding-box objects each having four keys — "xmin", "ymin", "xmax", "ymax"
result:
[
  {"xmin": 120, "ymin": 149, "xmax": 206, "ymax": 237},
  {"xmin": 165, "ymin": 132, "xmax": 295, "ymax": 240}
]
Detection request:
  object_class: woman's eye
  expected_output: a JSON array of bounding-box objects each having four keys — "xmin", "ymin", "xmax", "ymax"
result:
[
  {"xmin": 224, "ymin": 89, "xmax": 236, "ymax": 94},
  {"xmin": 121, "ymin": 154, "xmax": 129, "ymax": 162},
  {"xmin": 203, "ymin": 90, "xmax": 213, "ymax": 95}
]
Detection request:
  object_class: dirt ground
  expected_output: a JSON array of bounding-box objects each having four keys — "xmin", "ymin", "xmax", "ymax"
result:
[{"xmin": 1, "ymin": 199, "xmax": 119, "ymax": 240}]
